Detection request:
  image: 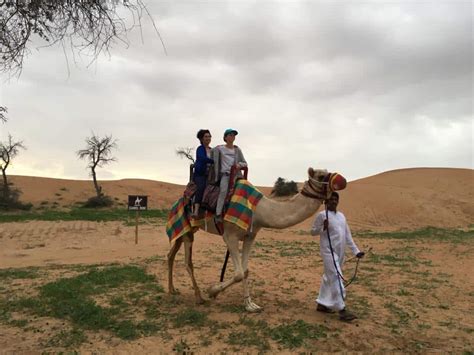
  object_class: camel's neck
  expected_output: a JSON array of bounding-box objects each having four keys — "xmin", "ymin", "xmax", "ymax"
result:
[{"xmin": 254, "ymin": 193, "xmax": 323, "ymax": 229}]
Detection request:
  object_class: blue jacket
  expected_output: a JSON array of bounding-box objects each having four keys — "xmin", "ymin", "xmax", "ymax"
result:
[{"xmin": 194, "ymin": 145, "xmax": 214, "ymax": 176}]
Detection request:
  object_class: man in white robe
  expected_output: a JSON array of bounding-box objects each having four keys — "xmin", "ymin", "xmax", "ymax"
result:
[{"xmin": 311, "ymin": 192, "xmax": 364, "ymax": 321}]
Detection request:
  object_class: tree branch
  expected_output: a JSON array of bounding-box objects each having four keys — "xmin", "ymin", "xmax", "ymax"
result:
[
  {"xmin": 0, "ymin": 106, "xmax": 7, "ymax": 123},
  {"xmin": 0, "ymin": 1, "xmax": 166, "ymax": 77},
  {"xmin": 176, "ymin": 147, "xmax": 195, "ymax": 163}
]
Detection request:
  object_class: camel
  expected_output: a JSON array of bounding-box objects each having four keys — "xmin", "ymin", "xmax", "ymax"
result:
[{"xmin": 167, "ymin": 167, "xmax": 347, "ymax": 312}]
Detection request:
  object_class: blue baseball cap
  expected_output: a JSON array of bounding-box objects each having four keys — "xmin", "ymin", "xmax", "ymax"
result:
[{"xmin": 224, "ymin": 128, "xmax": 238, "ymax": 137}]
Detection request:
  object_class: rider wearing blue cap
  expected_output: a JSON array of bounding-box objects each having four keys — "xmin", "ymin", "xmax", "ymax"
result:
[{"xmin": 210, "ymin": 128, "xmax": 247, "ymax": 222}]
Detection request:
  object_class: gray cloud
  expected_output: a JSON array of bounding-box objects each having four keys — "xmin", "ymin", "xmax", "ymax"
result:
[{"xmin": 1, "ymin": 0, "xmax": 472, "ymax": 186}]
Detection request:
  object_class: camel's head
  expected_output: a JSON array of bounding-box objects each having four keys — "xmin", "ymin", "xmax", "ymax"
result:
[{"xmin": 303, "ymin": 167, "xmax": 347, "ymax": 200}]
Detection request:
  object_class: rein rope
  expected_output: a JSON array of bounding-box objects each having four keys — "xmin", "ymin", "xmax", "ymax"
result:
[{"xmin": 324, "ymin": 204, "xmax": 360, "ymax": 302}]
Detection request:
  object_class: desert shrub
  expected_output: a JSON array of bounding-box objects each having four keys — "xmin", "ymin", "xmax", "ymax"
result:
[
  {"xmin": 0, "ymin": 185, "xmax": 32, "ymax": 210},
  {"xmin": 82, "ymin": 195, "xmax": 114, "ymax": 208},
  {"xmin": 0, "ymin": 199, "xmax": 32, "ymax": 210},
  {"xmin": 272, "ymin": 177, "xmax": 299, "ymax": 197}
]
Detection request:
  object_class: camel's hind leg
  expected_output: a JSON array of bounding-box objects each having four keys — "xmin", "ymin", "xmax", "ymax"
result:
[
  {"xmin": 183, "ymin": 233, "xmax": 205, "ymax": 304},
  {"xmin": 167, "ymin": 237, "xmax": 183, "ymax": 294},
  {"xmin": 207, "ymin": 231, "xmax": 244, "ymax": 298}
]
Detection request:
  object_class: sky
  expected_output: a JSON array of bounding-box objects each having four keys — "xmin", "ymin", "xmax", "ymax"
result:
[{"xmin": 1, "ymin": 0, "xmax": 472, "ymax": 186}]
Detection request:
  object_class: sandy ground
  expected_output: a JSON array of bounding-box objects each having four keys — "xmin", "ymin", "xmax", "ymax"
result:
[
  {"xmin": 0, "ymin": 167, "xmax": 473, "ymax": 352},
  {"xmin": 1, "ymin": 222, "xmax": 473, "ymax": 352}
]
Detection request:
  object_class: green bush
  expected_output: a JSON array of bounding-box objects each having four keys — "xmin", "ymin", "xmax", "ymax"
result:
[
  {"xmin": 82, "ymin": 195, "xmax": 114, "ymax": 208},
  {"xmin": 271, "ymin": 177, "xmax": 298, "ymax": 197}
]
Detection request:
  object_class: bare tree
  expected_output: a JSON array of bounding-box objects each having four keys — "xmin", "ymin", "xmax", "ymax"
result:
[
  {"xmin": 0, "ymin": 134, "xmax": 26, "ymax": 199},
  {"xmin": 0, "ymin": 0, "xmax": 166, "ymax": 77},
  {"xmin": 0, "ymin": 106, "xmax": 7, "ymax": 123},
  {"xmin": 176, "ymin": 147, "xmax": 196, "ymax": 183},
  {"xmin": 77, "ymin": 133, "xmax": 117, "ymax": 199},
  {"xmin": 176, "ymin": 147, "xmax": 195, "ymax": 163}
]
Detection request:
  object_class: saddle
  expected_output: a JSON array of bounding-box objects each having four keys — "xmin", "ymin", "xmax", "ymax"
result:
[
  {"xmin": 201, "ymin": 166, "xmax": 249, "ymax": 213},
  {"xmin": 201, "ymin": 183, "xmax": 220, "ymax": 212},
  {"xmin": 183, "ymin": 164, "xmax": 198, "ymax": 200}
]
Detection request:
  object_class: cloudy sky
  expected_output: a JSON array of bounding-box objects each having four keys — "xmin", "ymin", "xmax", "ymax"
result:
[{"xmin": 1, "ymin": 0, "xmax": 472, "ymax": 186}]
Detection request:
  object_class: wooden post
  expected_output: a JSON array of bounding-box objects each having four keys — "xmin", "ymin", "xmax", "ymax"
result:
[{"xmin": 135, "ymin": 206, "xmax": 140, "ymax": 244}]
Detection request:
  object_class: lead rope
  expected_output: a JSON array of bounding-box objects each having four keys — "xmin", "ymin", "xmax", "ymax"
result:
[
  {"xmin": 344, "ymin": 257, "xmax": 360, "ymax": 288},
  {"xmin": 324, "ymin": 205, "xmax": 361, "ymax": 300},
  {"xmin": 325, "ymin": 205, "xmax": 346, "ymax": 301}
]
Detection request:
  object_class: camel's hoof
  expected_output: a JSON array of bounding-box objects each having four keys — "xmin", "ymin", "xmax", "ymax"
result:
[
  {"xmin": 245, "ymin": 304, "xmax": 263, "ymax": 313},
  {"xmin": 244, "ymin": 299, "xmax": 263, "ymax": 313},
  {"xmin": 207, "ymin": 286, "xmax": 219, "ymax": 299},
  {"xmin": 168, "ymin": 287, "xmax": 179, "ymax": 295},
  {"xmin": 195, "ymin": 296, "xmax": 205, "ymax": 305}
]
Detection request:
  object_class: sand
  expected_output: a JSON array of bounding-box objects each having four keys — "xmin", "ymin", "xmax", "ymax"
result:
[{"xmin": 0, "ymin": 167, "xmax": 473, "ymax": 352}]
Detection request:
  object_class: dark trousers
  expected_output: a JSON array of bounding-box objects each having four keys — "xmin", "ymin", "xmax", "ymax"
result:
[{"xmin": 193, "ymin": 174, "xmax": 207, "ymax": 204}]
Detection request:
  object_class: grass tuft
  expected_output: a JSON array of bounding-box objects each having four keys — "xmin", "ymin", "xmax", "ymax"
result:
[
  {"xmin": 45, "ymin": 328, "xmax": 87, "ymax": 348},
  {"xmin": 0, "ymin": 268, "xmax": 39, "ymax": 280},
  {"xmin": 0, "ymin": 208, "xmax": 168, "ymax": 223},
  {"xmin": 173, "ymin": 308, "xmax": 208, "ymax": 328},
  {"xmin": 227, "ymin": 328, "xmax": 270, "ymax": 351},
  {"xmin": 4, "ymin": 265, "xmax": 162, "ymax": 340},
  {"xmin": 269, "ymin": 319, "xmax": 328, "ymax": 348},
  {"xmin": 356, "ymin": 227, "xmax": 474, "ymax": 243}
]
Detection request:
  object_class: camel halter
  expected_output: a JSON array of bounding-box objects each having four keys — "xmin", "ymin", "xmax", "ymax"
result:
[{"xmin": 301, "ymin": 172, "xmax": 343, "ymax": 200}]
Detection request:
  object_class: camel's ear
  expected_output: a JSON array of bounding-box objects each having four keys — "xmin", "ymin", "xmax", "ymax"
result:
[{"xmin": 308, "ymin": 167, "xmax": 315, "ymax": 178}]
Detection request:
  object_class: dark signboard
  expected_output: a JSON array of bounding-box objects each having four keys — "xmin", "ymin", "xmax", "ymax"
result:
[{"xmin": 128, "ymin": 195, "xmax": 148, "ymax": 210}]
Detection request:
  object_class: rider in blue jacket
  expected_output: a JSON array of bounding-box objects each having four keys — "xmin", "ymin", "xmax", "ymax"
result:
[{"xmin": 193, "ymin": 129, "xmax": 214, "ymax": 216}]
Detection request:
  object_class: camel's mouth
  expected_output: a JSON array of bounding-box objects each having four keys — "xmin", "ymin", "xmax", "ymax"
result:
[
  {"xmin": 317, "ymin": 172, "xmax": 347, "ymax": 199},
  {"xmin": 326, "ymin": 172, "xmax": 347, "ymax": 191}
]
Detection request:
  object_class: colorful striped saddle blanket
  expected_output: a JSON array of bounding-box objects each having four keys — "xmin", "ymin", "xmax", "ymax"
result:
[
  {"xmin": 165, "ymin": 197, "xmax": 193, "ymax": 244},
  {"xmin": 223, "ymin": 179, "xmax": 263, "ymax": 230},
  {"xmin": 165, "ymin": 179, "xmax": 263, "ymax": 244}
]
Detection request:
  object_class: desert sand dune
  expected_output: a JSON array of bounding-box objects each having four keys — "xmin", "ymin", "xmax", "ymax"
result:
[
  {"xmin": 9, "ymin": 167, "xmax": 474, "ymax": 231},
  {"xmin": 336, "ymin": 167, "xmax": 474, "ymax": 231}
]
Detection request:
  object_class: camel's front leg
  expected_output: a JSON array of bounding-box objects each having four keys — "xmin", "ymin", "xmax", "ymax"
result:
[
  {"xmin": 208, "ymin": 232, "xmax": 244, "ymax": 298},
  {"xmin": 183, "ymin": 234, "xmax": 205, "ymax": 304},
  {"xmin": 242, "ymin": 235, "xmax": 262, "ymax": 312},
  {"xmin": 167, "ymin": 237, "xmax": 183, "ymax": 294}
]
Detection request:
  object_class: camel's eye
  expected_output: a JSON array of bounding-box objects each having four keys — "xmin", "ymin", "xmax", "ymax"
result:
[
  {"xmin": 309, "ymin": 168, "xmax": 329, "ymax": 182},
  {"xmin": 315, "ymin": 173, "xmax": 326, "ymax": 182}
]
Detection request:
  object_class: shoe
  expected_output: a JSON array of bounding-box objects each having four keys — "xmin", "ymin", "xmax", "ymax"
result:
[
  {"xmin": 215, "ymin": 215, "xmax": 223, "ymax": 223},
  {"xmin": 316, "ymin": 304, "xmax": 335, "ymax": 313},
  {"xmin": 339, "ymin": 309, "xmax": 357, "ymax": 322}
]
